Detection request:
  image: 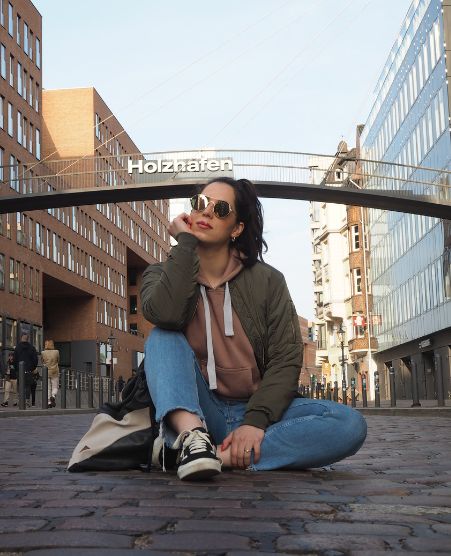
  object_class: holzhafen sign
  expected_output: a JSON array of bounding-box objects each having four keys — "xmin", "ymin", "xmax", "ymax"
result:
[{"xmin": 128, "ymin": 158, "xmax": 233, "ymax": 174}]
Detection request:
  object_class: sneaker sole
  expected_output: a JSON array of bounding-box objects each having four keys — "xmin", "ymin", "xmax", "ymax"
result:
[{"xmin": 177, "ymin": 458, "xmax": 222, "ymax": 481}]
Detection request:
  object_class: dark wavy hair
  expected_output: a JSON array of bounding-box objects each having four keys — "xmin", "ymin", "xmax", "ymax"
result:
[{"xmin": 200, "ymin": 177, "xmax": 267, "ymax": 267}]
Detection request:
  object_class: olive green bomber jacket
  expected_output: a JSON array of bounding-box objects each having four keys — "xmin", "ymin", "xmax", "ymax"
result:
[{"xmin": 140, "ymin": 233, "xmax": 303, "ymax": 430}]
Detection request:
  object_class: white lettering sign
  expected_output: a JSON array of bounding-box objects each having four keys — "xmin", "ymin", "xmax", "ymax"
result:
[{"xmin": 127, "ymin": 158, "xmax": 233, "ymax": 175}]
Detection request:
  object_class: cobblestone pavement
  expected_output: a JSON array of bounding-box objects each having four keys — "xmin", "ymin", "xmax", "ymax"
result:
[{"xmin": 0, "ymin": 414, "xmax": 450, "ymax": 555}]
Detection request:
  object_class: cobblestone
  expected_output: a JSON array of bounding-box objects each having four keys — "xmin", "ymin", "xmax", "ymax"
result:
[{"xmin": 0, "ymin": 413, "xmax": 450, "ymax": 553}]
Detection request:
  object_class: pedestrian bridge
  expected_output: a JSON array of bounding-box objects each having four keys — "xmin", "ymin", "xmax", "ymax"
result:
[{"xmin": 0, "ymin": 148, "xmax": 450, "ymax": 218}]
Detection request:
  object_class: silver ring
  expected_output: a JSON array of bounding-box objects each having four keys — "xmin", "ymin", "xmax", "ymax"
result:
[{"xmin": 244, "ymin": 449, "xmax": 251, "ymax": 453}]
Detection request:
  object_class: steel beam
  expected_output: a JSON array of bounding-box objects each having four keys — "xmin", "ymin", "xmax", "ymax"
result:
[{"xmin": 0, "ymin": 179, "xmax": 450, "ymax": 218}]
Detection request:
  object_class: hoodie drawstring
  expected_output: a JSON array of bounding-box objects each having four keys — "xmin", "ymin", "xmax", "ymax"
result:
[{"xmin": 199, "ymin": 282, "xmax": 235, "ymax": 390}]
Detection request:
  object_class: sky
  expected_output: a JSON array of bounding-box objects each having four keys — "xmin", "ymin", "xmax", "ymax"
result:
[{"xmin": 33, "ymin": 0, "xmax": 412, "ymax": 319}]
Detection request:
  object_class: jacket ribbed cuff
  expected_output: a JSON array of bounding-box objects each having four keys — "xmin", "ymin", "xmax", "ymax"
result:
[
  {"xmin": 175, "ymin": 232, "xmax": 199, "ymax": 248},
  {"xmin": 242, "ymin": 410, "xmax": 270, "ymax": 431}
]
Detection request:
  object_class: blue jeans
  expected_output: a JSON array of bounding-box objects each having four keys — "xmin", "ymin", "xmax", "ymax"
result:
[{"xmin": 144, "ymin": 329, "xmax": 367, "ymax": 471}]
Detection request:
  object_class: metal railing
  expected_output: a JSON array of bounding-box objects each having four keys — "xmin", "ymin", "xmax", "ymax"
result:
[{"xmin": 0, "ymin": 363, "xmax": 125, "ymax": 410}]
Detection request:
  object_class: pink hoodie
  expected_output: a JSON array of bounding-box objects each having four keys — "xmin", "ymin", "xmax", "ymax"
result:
[{"xmin": 184, "ymin": 250, "xmax": 261, "ymax": 400}]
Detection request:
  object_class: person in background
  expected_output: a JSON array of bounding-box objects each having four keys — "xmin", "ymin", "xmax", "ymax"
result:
[
  {"xmin": 1, "ymin": 353, "xmax": 18, "ymax": 407},
  {"xmin": 13, "ymin": 334, "xmax": 38, "ymax": 408},
  {"xmin": 117, "ymin": 375, "xmax": 125, "ymax": 401},
  {"xmin": 41, "ymin": 340, "xmax": 60, "ymax": 408}
]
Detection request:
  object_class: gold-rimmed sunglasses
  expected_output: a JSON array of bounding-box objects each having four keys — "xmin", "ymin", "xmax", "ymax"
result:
[{"xmin": 190, "ymin": 194, "xmax": 235, "ymax": 219}]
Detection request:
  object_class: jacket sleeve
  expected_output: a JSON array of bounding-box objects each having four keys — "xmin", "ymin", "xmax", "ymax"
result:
[
  {"xmin": 243, "ymin": 272, "xmax": 303, "ymax": 430},
  {"xmin": 140, "ymin": 233, "xmax": 200, "ymax": 330}
]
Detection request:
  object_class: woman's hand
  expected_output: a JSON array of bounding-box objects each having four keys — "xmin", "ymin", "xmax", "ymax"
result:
[
  {"xmin": 221, "ymin": 425, "xmax": 265, "ymax": 469},
  {"xmin": 168, "ymin": 213, "xmax": 193, "ymax": 240}
]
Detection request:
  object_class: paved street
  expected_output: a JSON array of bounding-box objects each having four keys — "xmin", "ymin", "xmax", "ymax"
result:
[{"xmin": 0, "ymin": 413, "xmax": 450, "ymax": 555}]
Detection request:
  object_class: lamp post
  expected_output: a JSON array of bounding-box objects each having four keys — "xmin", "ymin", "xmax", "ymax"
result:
[
  {"xmin": 337, "ymin": 322, "xmax": 347, "ymax": 405},
  {"xmin": 107, "ymin": 331, "xmax": 117, "ymax": 379}
]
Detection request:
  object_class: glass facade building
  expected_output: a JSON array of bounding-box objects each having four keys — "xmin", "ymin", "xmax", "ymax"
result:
[{"xmin": 361, "ymin": 0, "xmax": 451, "ymax": 398}]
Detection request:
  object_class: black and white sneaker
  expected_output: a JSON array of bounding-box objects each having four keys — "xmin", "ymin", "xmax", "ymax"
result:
[
  {"xmin": 151, "ymin": 435, "xmax": 179, "ymax": 471},
  {"xmin": 175, "ymin": 427, "xmax": 222, "ymax": 481}
]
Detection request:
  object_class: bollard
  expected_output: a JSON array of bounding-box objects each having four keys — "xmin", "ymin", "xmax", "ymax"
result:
[
  {"xmin": 41, "ymin": 366, "xmax": 48, "ymax": 409},
  {"xmin": 18, "ymin": 361, "xmax": 26, "ymax": 410},
  {"xmin": 333, "ymin": 381, "xmax": 339, "ymax": 403},
  {"xmin": 374, "ymin": 370, "xmax": 381, "ymax": 407},
  {"xmin": 326, "ymin": 382, "xmax": 331, "ymax": 400},
  {"xmin": 98, "ymin": 377, "xmax": 104, "ymax": 408},
  {"xmin": 76, "ymin": 371, "xmax": 82, "ymax": 408},
  {"xmin": 306, "ymin": 385, "xmax": 310, "ymax": 399},
  {"xmin": 320, "ymin": 384, "xmax": 325, "ymax": 400},
  {"xmin": 411, "ymin": 361, "xmax": 421, "ymax": 407},
  {"xmin": 435, "ymin": 354, "xmax": 445, "ymax": 407},
  {"xmin": 342, "ymin": 379, "xmax": 347, "ymax": 405},
  {"xmin": 108, "ymin": 378, "xmax": 113, "ymax": 403},
  {"xmin": 389, "ymin": 366, "xmax": 396, "ymax": 407},
  {"xmin": 61, "ymin": 368, "xmax": 67, "ymax": 409},
  {"xmin": 88, "ymin": 374, "xmax": 94, "ymax": 408},
  {"xmin": 351, "ymin": 377, "xmax": 356, "ymax": 407},
  {"xmin": 362, "ymin": 375, "xmax": 368, "ymax": 407}
]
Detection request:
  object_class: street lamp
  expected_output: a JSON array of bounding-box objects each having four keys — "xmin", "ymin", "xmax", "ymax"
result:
[
  {"xmin": 107, "ymin": 331, "xmax": 117, "ymax": 379},
  {"xmin": 337, "ymin": 322, "xmax": 347, "ymax": 405}
]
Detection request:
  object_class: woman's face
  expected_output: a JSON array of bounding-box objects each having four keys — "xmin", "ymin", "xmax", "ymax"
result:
[{"xmin": 190, "ymin": 182, "xmax": 244, "ymax": 246}]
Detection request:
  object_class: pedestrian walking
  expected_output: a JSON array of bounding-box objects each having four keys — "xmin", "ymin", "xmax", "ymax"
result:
[
  {"xmin": 1, "ymin": 353, "xmax": 18, "ymax": 407},
  {"xmin": 117, "ymin": 375, "xmax": 125, "ymax": 401},
  {"xmin": 41, "ymin": 340, "xmax": 60, "ymax": 408},
  {"xmin": 13, "ymin": 334, "xmax": 39, "ymax": 408},
  {"xmin": 141, "ymin": 177, "xmax": 367, "ymax": 481}
]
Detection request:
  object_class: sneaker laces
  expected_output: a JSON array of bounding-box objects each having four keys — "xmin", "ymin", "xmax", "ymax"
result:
[{"xmin": 184, "ymin": 430, "xmax": 212, "ymax": 454}]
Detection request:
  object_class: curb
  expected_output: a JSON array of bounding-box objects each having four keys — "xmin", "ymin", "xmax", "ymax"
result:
[
  {"xmin": 0, "ymin": 408, "xmax": 98, "ymax": 418},
  {"xmin": 357, "ymin": 407, "xmax": 451, "ymax": 417}
]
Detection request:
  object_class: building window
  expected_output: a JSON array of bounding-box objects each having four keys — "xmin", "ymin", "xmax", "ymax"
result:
[
  {"xmin": 130, "ymin": 295, "xmax": 137, "ymax": 315},
  {"xmin": 0, "ymin": 43, "xmax": 5, "ymax": 79},
  {"xmin": 22, "ymin": 68, "xmax": 26, "ymax": 98},
  {"xmin": 7, "ymin": 101, "xmax": 12, "ymax": 136},
  {"xmin": 15, "ymin": 13, "xmax": 20, "ymax": 45},
  {"xmin": 16, "ymin": 61, "xmax": 21, "ymax": 94},
  {"xmin": 33, "ymin": 222, "xmax": 40, "ymax": 253},
  {"xmin": 95, "ymin": 113, "xmax": 100, "ymax": 139},
  {"xmin": 0, "ymin": 0, "xmax": 4, "ymax": 27},
  {"xmin": 9, "ymin": 54, "xmax": 13, "ymax": 86},
  {"xmin": 0, "ymin": 95, "xmax": 3, "ymax": 128},
  {"xmin": 9, "ymin": 258, "xmax": 14, "ymax": 292},
  {"xmin": 16, "ymin": 109, "xmax": 22, "ymax": 145},
  {"xmin": 28, "ymin": 75, "xmax": 32, "ymax": 106},
  {"xmin": 0, "ymin": 253, "xmax": 4, "ymax": 289},
  {"xmin": 35, "ymin": 82, "xmax": 39, "ymax": 111},
  {"xmin": 35, "ymin": 37, "xmax": 40, "ymax": 68},
  {"xmin": 22, "ymin": 116, "xmax": 27, "ymax": 148},
  {"xmin": 29, "ymin": 266, "xmax": 33, "ymax": 299},
  {"xmin": 351, "ymin": 224, "xmax": 360, "ymax": 251},
  {"xmin": 28, "ymin": 122, "xmax": 33, "ymax": 153},
  {"xmin": 35, "ymin": 128, "xmax": 40, "ymax": 159},
  {"xmin": 352, "ymin": 268, "xmax": 362, "ymax": 295},
  {"xmin": 23, "ymin": 21, "xmax": 28, "ymax": 53},
  {"xmin": 0, "ymin": 147, "xmax": 3, "ymax": 180},
  {"xmin": 28, "ymin": 29, "xmax": 32, "ymax": 59},
  {"xmin": 5, "ymin": 317, "xmax": 17, "ymax": 347},
  {"xmin": 7, "ymin": 3, "xmax": 12, "ymax": 36}
]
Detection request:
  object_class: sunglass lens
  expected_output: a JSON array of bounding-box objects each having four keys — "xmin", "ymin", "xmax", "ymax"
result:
[{"xmin": 214, "ymin": 201, "xmax": 230, "ymax": 218}]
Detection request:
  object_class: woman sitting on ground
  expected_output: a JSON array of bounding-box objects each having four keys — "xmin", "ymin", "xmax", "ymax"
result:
[{"xmin": 141, "ymin": 177, "xmax": 367, "ymax": 481}]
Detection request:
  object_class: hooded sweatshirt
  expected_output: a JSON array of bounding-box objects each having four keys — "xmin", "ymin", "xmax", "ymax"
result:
[{"xmin": 184, "ymin": 250, "xmax": 261, "ymax": 400}]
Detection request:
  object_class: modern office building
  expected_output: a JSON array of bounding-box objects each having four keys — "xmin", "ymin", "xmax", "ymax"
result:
[
  {"xmin": 360, "ymin": 0, "xmax": 451, "ymax": 400},
  {"xmin": 0, "ymin": 0, "xmax": 170, "ymax": 377}
]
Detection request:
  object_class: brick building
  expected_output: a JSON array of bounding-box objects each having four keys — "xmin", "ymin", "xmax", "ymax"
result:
[
  {"xmin": 0, "ymin": 0, "xmax": 170, "ymax": 378},
  {"xmin": 297, "ymin": 316, "xmax": 319, "ymax": 386}
]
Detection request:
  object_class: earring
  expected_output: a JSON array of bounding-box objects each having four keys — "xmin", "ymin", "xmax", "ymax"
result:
[{"xmin": 231, "ymin": 236, "xmax": 236, "ymax": 242}]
